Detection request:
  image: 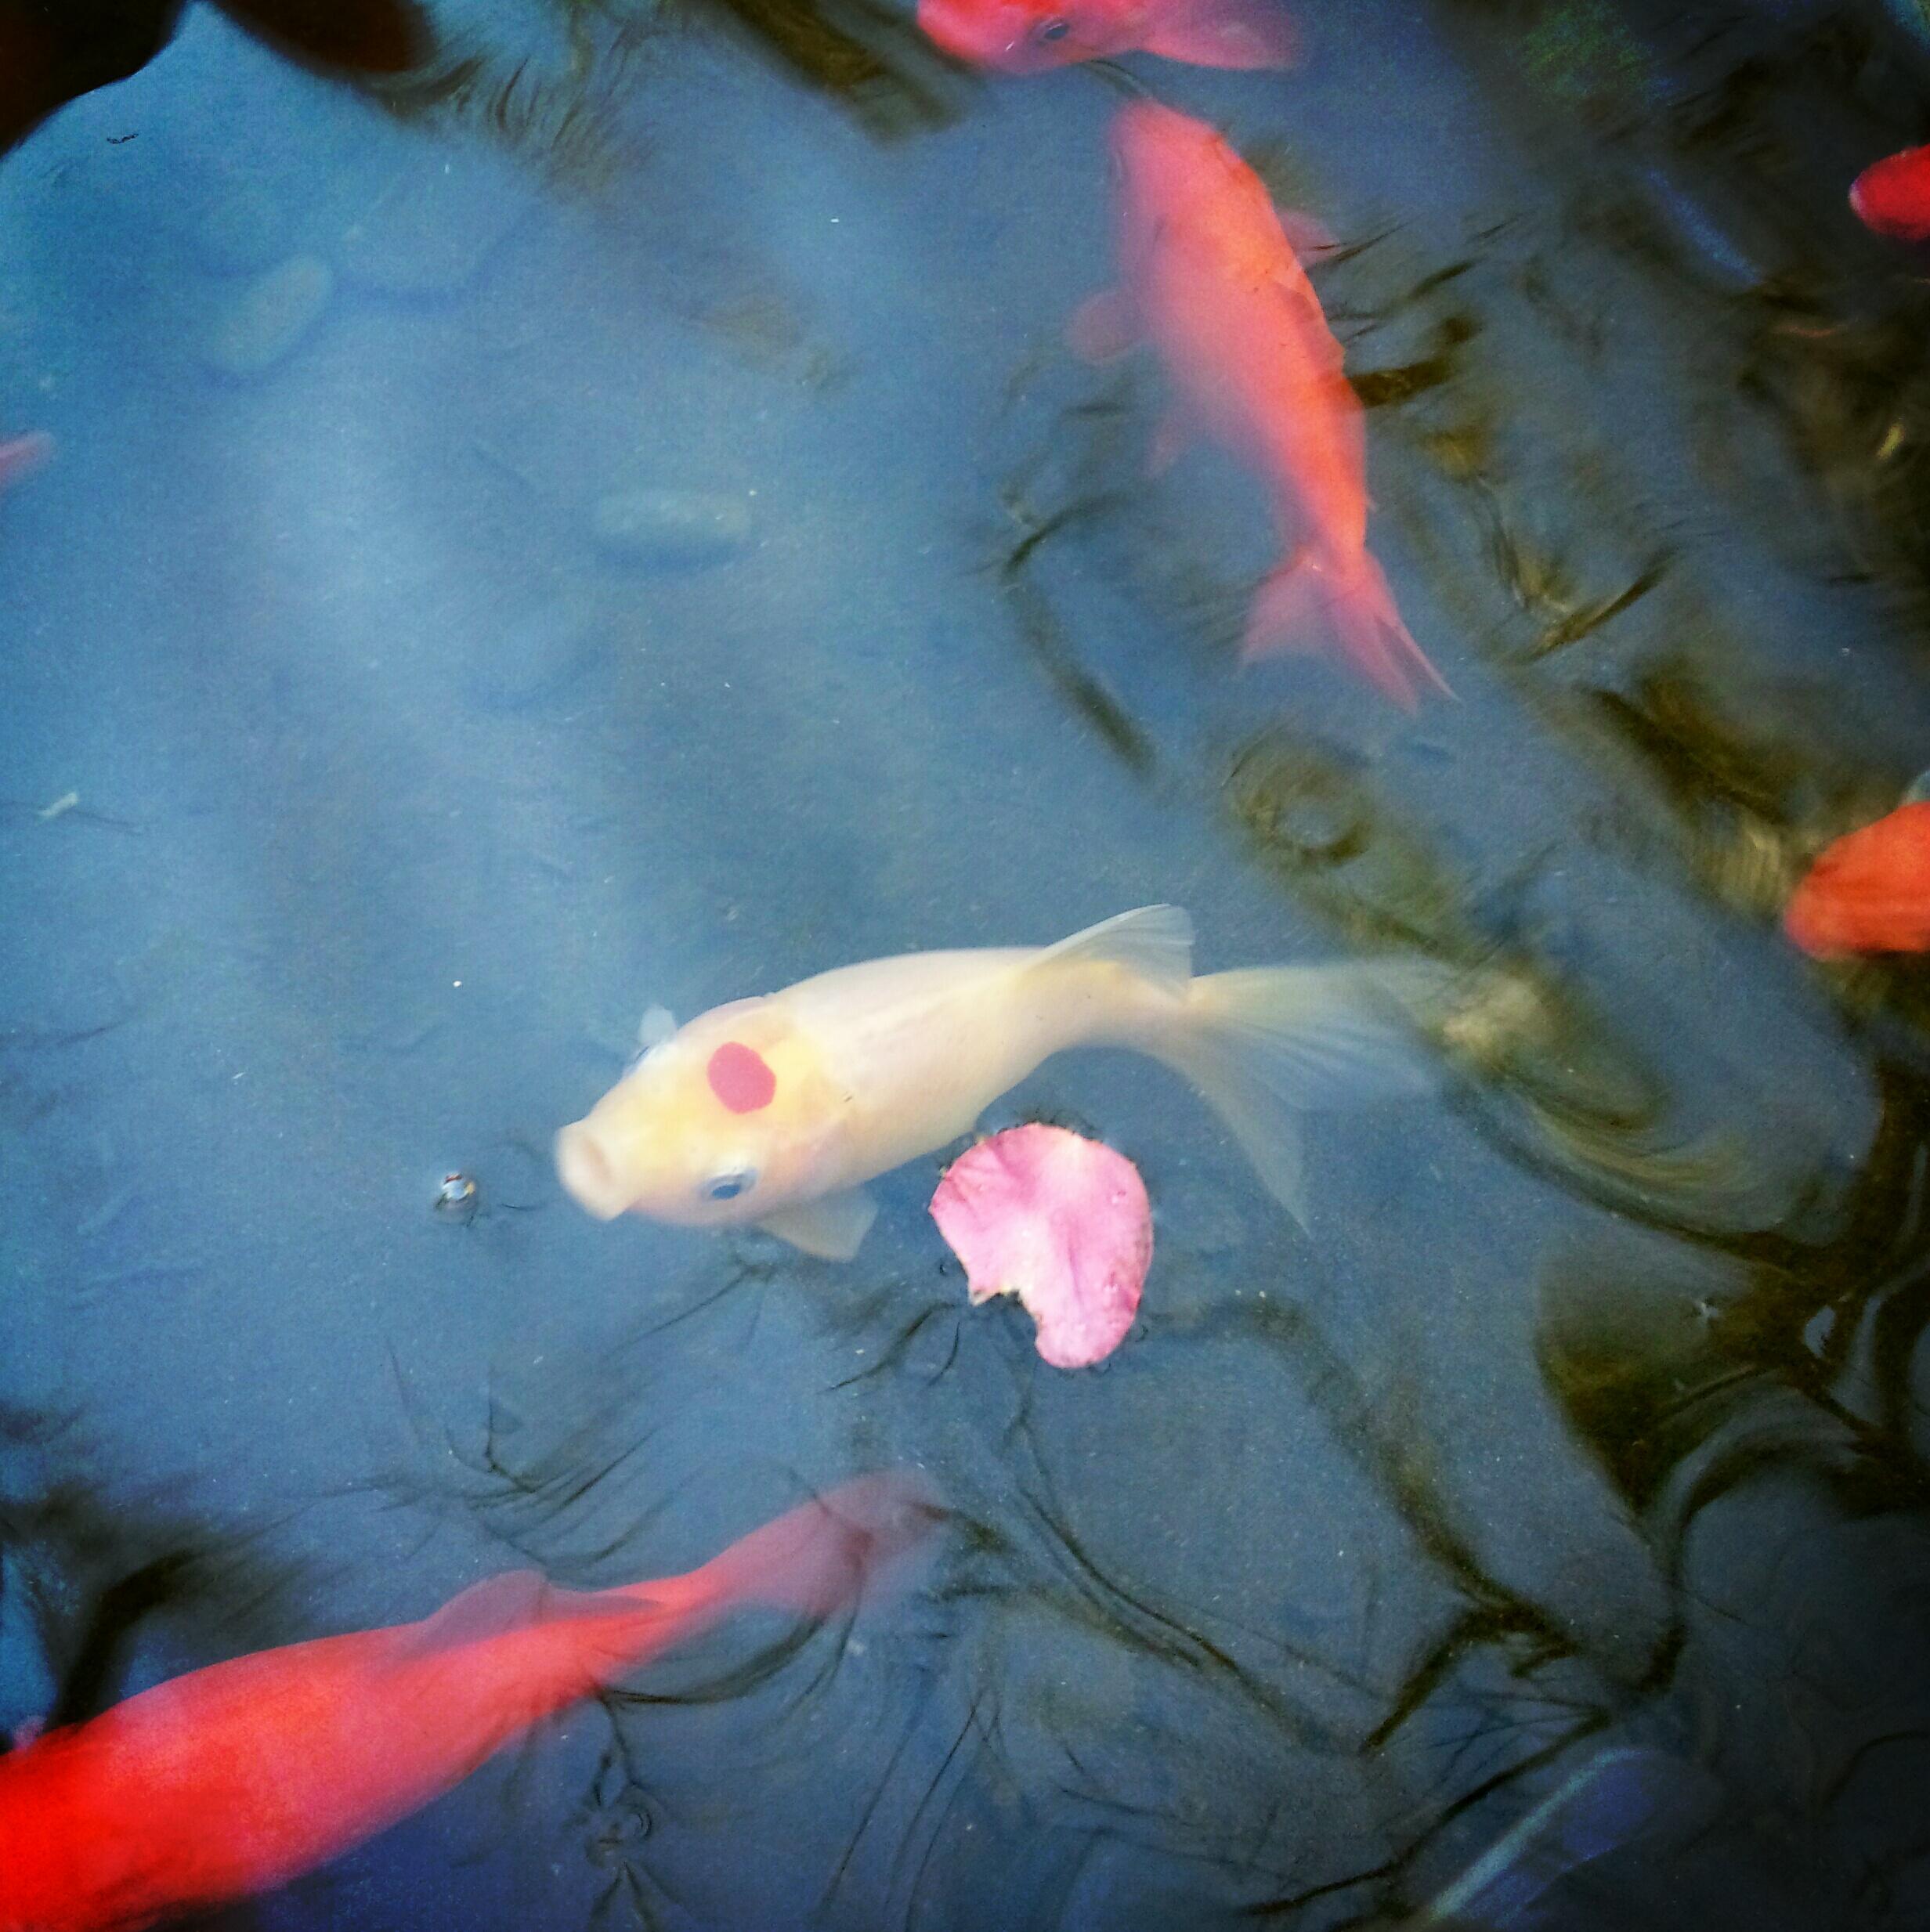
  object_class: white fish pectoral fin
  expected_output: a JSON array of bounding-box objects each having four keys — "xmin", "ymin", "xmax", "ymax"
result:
[
  {"xmin": 638, "ymin": 1005, "xmax": 678, "ymax": 1050},
  {"xmin": 1032, "ymin": 905, "xmax": 1195, "ymax": 992},
  {"xmin": 758, "ymin": 1187, "xmax": 879, "ymax": 1262}
]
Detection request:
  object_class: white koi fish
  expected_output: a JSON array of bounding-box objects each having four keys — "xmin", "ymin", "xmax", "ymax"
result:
[{"xmin": 555, "ymin": 905, "xmax": 1437, "ymax": 1259}]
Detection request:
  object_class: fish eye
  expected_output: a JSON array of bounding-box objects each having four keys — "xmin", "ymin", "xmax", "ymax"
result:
[
  {"xmin": 1033, "ymin": 16, "xmax": 1071, "ymax": 39},
  {"xmin": 703, "ymin": 1169, "xmax": 757, "ymax": 1202}
]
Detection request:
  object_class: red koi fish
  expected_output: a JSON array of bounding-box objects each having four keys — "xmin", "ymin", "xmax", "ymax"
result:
[
  {"xmin": 0, "ymin": 1474, "xmax": 931, "ymax": 1932},
  {"xmin": 0, "ymin": 431, "xmax": 52, "ymax": 491},
  {"xmin": 1850, "ymin": 144, "xmax": 1930, "ymax": 244},
  {"xmin": 1069, "ymin": 102, "xmax": 1448, "ymax": 707},
  {"xmin": 1784, "ymin": 799, "xmax": 1930, "ymax": 957},
  {"xmin": 916, "ymin": 0, "xmax": 1295, "ymax": 74}
]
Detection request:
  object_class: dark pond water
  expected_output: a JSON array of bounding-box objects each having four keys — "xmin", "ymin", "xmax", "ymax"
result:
[{"xmin": 5, "ymin": 1, "xmax": 1930, "ymax": 1927}]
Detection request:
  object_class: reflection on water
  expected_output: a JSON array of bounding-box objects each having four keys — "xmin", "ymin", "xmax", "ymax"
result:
[{"xmin": 5, "ymin": 0, "xmax": 1930, "ymax": 1927}]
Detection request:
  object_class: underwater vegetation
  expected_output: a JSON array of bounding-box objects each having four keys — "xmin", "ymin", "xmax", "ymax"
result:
[{"xmin": 6, "ymin": 0, "xmax": 1930, "ymax": 1927}]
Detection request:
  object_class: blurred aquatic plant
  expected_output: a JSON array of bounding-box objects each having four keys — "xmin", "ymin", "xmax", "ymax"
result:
[
  {"xmin": 1552, "ymin": 657, "xmax": 1874, "ymax": 919},
  {"xmin": 1516, "ymin": 0, "xmax": 1647, "ymax": 114},
  {"xmin": 367, "ymin": 0, "xmax": 959, "ymax": 188},
  {"xmin": 1282, "ymin": 197, "xmax": 1688, "ymax": 681},
  {"xmin": 366, "ymin": 5, "xmax": 655, "ymax": 190},
  {"xmin": 795, "ymin": 1256, "xmax": 1675, "ymax": 1928},
  {"xmin": 685, "ymin": 0, "xmax": 964, "ymax": 133},
  {"xmin": 1350, "ymin": 314, "xmax": 1480, "ymax": 414},
  {"xmin": 996, "ymin": 501, "xmax": 1158, "ymax": 778},
  {"xmin": 1538, "ymin": 1053, "xmax": 1930, "ymax": 1593},
  {"xmin": 1225, "ymin": 731, "xmax": 1776, "ymax": 1238},
  {"xmin": 1731, "ymin": 298, "xmax": 1930, "ymax": 608},
  {"xmin": 1429, "ymin": 0, "xmax": 1930, "ymax": 621},
  {"xmin": 980, "ymin": 383, "xmax": 1166, "ymax": 774},
  {"xmin": 1520, "ymin": 652, "xmax": 1930, "ymax": 1047},
  {"xmin": 0, "ymin": 1407, "xmax": 305, "ymax": 1738},
  {"xmin": 1142, "ymin": 1295, "xmax": 1660, "ymax": 1926}
]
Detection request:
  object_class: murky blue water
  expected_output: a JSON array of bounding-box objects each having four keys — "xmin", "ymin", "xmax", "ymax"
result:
[{"xmin": 5, "ymin": 1, "xmax": 1930, "ymax": 1927}]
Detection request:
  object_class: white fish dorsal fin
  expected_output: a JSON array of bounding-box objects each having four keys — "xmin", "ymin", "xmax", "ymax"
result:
[
  {"xmin": 1032, "ymin": 905, "xmax": 1195, "ymax": 992},
  {"xmin": 758, "ymin": 1186, "xmax": 878, "ymax": 1262},
  {"xmin": 638, "ymin": 1005, "xmax": 678, "ymax": 1050},
  {"xmin": 1903, "ymin": 768, "xmax": 1930, "ymax": 806}
]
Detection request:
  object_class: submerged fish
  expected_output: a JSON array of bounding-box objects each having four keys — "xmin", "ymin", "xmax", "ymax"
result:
[
  {"xmin": 916, "ymin": 0, "xmax": 1296, "ymax": 74},
  {"xmin": 557, "ymin": 905, "xmax": 1439, "ymax": 1259},
  {"xmin": 0, "ymin": 431, "xmax": 52, "ymax": 491},
  {"xmin": 1850, "ymin": 143, "xmax": 1930, "ymax": 244},
  {"xmin": 0, "ymin": 1475, "xmax": 930, "ymax": 1932},
  {"xmin": 1784, "ymin": 796, "xmax": 1930, "ymax": 957},
  {"xmin": 1069, "ymin": 102, "xmax": 1449, "ymax": 707}
]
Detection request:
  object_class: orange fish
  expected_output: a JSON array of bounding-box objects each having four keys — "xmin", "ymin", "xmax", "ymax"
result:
[
  {"xmin": 0, "ymin": 1475, "xmax": 931, "ymax": 1932},
  {"xmin": 916, "ymin": 0, "xmax": 1295, "ymax": 73},
  {"xmin": 1784, "ymin": 798, "xmax": 1930, "ymax": 958},
  {"xmin": 1850, "ymin": 144, "xmax": 1930, "ymax": 244},
  {"xmin": 1068, "ymin": 102, "xmax": 1448, "ymax": 706}
]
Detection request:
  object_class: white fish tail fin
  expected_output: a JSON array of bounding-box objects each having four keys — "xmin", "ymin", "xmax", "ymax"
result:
[
  {"xmin": 1158, "ymin": 960, "xmax": 1447, "ymax": 1227},
  {"xmin": 758, "ymin": 1186, "xmax": 877, "ymax": 1261},
  {"xmin": 1032, "ymin": 905, "xmax": 1195, "ymax": 992}
]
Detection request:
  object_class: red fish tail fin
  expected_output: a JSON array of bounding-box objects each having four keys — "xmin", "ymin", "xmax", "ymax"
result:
[
  {"xmin": 1143, "ymin": 0, "xmax": 1299, "ymax": 69},
  {"xmin": 0, "ymin": 430, "xmax": 53, "ymax": 490},
  {"xmin": 1243, "ymin": 548, "xmax": 1451, "ymax": 709},
  {"xmin": 1781, "ymin": 890, "xmax": 1841, "ymax": 959},
  {"xmin": 684, "ymin": 1473, "xmax": 938, "ymax": 1623}
]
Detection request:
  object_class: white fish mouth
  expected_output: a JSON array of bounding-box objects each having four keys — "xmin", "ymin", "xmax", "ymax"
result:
[{"xmin": 555, "ymin": 1122, "xmax": 629, "ymax": 1219}]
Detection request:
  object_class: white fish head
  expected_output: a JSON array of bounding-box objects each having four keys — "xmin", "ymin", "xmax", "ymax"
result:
[{"xmin": 556, "ymin": 998, "xmax": 848, "ymax": 1230}]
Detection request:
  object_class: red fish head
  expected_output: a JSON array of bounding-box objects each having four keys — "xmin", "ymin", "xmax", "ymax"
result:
[
  {"xmin": 1784, "ymin": 800, "xmax": 1930, "ymax": 957},
  {"xmin": 918, "ymin": 0, "xmax": 1293, "ymax": 68},
  {"xmin": 916, "ymin": 0, "xmax": 1138, "ymax": 70},
  {"xmin": 1850, "ymin": 143, "xmax": 1930, "ymax": 244}
]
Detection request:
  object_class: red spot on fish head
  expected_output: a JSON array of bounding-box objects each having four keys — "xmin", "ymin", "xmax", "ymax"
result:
[{"xmin": 707, "ymin": 1041, "xmax": 775, "ymax": 1113}]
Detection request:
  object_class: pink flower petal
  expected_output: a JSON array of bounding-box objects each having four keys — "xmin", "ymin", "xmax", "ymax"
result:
[{"xmin": 931, "ymin": 1125, "xmax": 1152, "ymax": 1369}]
